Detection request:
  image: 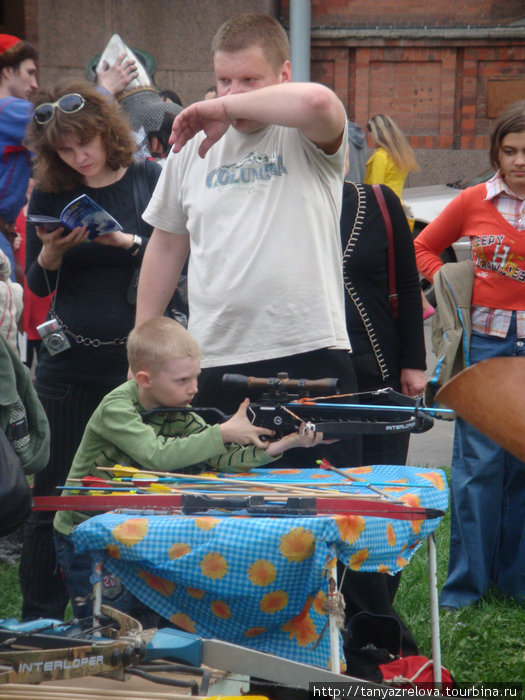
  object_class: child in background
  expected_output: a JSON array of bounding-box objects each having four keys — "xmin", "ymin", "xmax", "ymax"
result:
[{"xmin": 53, "ymin": 316, "xmax": 326, "ymax": 623}]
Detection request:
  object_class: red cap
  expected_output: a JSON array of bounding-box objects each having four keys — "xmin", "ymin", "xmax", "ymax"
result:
[{"xmin": 0, "ymin": 34, "xmax": 21, "ymax": 57}]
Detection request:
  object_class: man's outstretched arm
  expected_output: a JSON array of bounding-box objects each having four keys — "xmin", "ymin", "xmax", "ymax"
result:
[
  {"xmin": 170, "ymin": 82, "xmax": 346, "ymax": 157},
  {"xmin": 135, "ymin": 229, "xmax": 190, "ymax": 327}
]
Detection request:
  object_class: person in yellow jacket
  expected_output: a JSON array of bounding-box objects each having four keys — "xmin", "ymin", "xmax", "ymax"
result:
[
  {"xmin": 364, "ymin": 113, "xmax": 418, "ymax": 199},
  {"xmin": 364, "ymin": 114, "xmax": 434, "ymax": 319}
]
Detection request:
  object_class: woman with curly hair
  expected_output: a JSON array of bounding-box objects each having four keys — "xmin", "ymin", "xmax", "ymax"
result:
[{"xmin": 19, "ymin": 78, "xmax": 161, "ymax": 621}]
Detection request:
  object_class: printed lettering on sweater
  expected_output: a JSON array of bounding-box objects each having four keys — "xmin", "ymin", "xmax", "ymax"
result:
[{"xmin": 472, "ymin": 234, "xmax": 525, "ymax": 282}]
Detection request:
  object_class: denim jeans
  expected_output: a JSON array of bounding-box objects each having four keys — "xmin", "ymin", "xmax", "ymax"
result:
[
  {"xmin": 54, "ymin": 530, "xmax": 161, "ymax": 627},
  {"xmin": 440, "ymin": 315, "xmax": 525, "ymax": 609}
]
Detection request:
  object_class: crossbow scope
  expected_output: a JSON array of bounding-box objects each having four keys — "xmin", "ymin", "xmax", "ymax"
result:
[{"xmin": 222, "ymin": 372, "xmax": 340, "ymax": 396}]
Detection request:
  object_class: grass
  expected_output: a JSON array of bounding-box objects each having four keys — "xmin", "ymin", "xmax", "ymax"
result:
[
  {"xmin": 395, "ymin": 465, "xmax": 525, "ymax": 684},
  {"xmin": 1, "ymin": 465, "xmax": 524, "ymax": 684},
  {"xmin": 0, "ymin": 560, "xmax": 22, "ymax": 620}
]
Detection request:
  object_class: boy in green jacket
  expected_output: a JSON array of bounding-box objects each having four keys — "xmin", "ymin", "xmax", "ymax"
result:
[{"xmin": 54, "ymin": 316, "xmax": 325, "ymax": 623}]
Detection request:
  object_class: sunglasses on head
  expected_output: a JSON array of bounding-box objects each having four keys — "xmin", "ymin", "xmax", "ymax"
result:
[{"xmin": 33, "ymin": 93, "xmax": 86, "ymax": 125}]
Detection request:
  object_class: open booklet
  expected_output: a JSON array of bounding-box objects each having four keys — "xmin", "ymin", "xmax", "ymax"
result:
[{"xmin": 27, "ymin": 194, "xmax": 123, "ymax": 240}]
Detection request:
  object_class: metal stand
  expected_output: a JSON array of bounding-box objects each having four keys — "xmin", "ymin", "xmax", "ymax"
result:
[
  {"xmin": 327, "ymin": 561, "xmax": 340, "ymax": 672},
  {"xmin": 91, "ymin": 556, "xmax": 103, "ymax": 637},
  {"xmin": 427, "ymin": 532, "xmax": 442, "ymax": 687}
]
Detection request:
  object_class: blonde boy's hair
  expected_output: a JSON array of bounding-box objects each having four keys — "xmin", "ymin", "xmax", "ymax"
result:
[
  {"xmin": 211, "ymin": 13, "xmax": 290, "ymax": 74},
  {"xmin": 127, "ymin": 317, "xmax": 201, "ymax": 375}
]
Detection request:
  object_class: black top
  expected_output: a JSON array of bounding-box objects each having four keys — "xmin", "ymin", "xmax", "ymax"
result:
[
  {"xmin": 340, "ymin": 181, "xmax": 426, "ymax": 383},
  {"xmin": 25, "ymin": 159, "xmax": 161, "ymax": 386}
]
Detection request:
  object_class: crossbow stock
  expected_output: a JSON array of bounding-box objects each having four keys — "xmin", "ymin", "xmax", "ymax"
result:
[
  {"xmin": 141, "ymin": 372, "xmax": 444, "ymax": 439},
  {"xmin": 0, "ymin": 606, "xmax": 145, "ymax": 685}
]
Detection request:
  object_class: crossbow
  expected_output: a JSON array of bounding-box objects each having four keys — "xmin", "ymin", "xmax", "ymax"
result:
[
  {"xmin": 0, "ymin": 605, "xmax": 385, "ymax": 692},
  {"xmin": 141, "ymin": 372, "xmax": 449, "ymax": 439}
]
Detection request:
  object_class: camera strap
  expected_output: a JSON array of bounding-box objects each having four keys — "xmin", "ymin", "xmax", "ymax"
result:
[
  {"xmin": 42, "ymin": 268, "xmax": 61, "ymax": 324},
  {"xmin": 42, "ymin": 266, "xmax": 126, "ymax": 348}
]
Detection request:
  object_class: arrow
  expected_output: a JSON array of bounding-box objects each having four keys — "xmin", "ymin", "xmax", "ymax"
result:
[
  {"xmin": 94, "ymin": 466, "xmax": 433, "ymax": 495},
  {"xmin": 97, "ymin": 466, "xmax": 324, "ymax": 497},
  {"xmin": 67, "ymin": 476, "xmax": 175, "ymax": 493},
  {"xmin": 58, "ymin": 484, "xmax": 178, "ymax": 494},
  {"xmin": 116, "ymin": 475, "xmax": 432, "ymax": 490},
  {"xmin": 318, "ymin": 458, "xmax": 406, "ymax": 502}
]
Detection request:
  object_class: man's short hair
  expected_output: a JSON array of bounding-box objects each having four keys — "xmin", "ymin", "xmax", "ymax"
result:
[
  {"xmin": 211, "ymin": 13, "xmax": 289, "ymax": 73},
  {"xmin": 0, "ymin": 38, "xmax": 37, "ymax": 74},
  {"xmin": 127, "ymin": 317, "xmax": 201, "ymax": 375}
]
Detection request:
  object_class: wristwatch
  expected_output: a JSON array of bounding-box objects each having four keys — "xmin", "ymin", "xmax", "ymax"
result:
[{"xmin": 129, "ymin": 234, "xmax": 142, "ymax": 255}]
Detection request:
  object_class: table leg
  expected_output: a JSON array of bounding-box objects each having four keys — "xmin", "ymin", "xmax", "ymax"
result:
[
  {"xmin": 328, "ymin": 561, "xmax": 340, "ymax": 673},
  {"xmin": 427, "ymin": 533, "xmax": 442, "ymax": 687},
  {"xmin": 91, "ymin": 556, "xmax": 103, "ymax": 637}
]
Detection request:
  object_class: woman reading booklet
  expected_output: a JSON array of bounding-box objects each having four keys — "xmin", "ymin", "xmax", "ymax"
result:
[{"xmin": 20, "ymin": 78, "xmax": 162, "ymax": 622}]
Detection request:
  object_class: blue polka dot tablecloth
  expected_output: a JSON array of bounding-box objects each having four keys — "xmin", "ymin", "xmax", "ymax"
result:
[{"xmin": 73, "ymin": 464, "xmax": 448, "ymax": 672}]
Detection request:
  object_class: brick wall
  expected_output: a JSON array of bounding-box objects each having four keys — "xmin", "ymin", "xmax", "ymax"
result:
[
  {"xmin": 283, "ymin": 0, "xmax": 525, "ymax": 28},
  {"xmin": 23, "ymin": 0, "xmax": 39, "ymax": 45},
  {"xmin": 283, "ymin": 0, "xmax": 525, "ymax": 182},
  {"xmin": 311, "ymin": 38, "xmax": 525, "ymax": 156}
]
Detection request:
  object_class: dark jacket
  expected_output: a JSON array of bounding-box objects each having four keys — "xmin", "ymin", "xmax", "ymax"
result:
[{"xmin": 340, "ymin": 181, "xmax": 426, "ymax": 385}]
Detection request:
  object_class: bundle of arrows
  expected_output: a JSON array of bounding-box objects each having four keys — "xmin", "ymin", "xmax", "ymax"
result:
[{"xmin": 32, "ymin": 461, "xmax": 445, "ymax": 521}]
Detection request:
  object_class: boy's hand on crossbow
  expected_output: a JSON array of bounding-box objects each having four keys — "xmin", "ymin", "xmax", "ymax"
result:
[
  {"xmin": 219, "ymin": 398, "xmax": 275, "ymax": 448},
  {"xmin": 265, "ymin": 422, "xmax": 336, "ymax": 457}
]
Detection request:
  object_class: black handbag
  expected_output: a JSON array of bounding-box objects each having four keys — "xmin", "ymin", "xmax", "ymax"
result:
[{"xmin": 0, "ymin": 426, "xmax": 32, "ymax": 537}]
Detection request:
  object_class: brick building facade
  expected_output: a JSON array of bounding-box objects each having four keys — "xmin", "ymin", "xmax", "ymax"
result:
[
  {"xmin": 282, "ymin": 1, "xmax": 525, "ymax": 184},
  {"xmin": 5, "ymin": 0, "xmax": 525, "ymax": 184}
]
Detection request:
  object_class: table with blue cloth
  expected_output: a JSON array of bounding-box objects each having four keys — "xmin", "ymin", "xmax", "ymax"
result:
[{"xmin": 73, "ymin": 464, "xmax": 449, "ymax": 672}]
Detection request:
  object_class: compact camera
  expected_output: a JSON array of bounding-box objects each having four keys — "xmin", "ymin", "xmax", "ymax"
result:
[{"xmin": 36, "ymin": 318, "xmax": 71, "ymax": 355}]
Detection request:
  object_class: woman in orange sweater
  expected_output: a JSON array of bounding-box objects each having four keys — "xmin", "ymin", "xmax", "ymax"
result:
[{"xmin": 414, "ymin": 100, "xmax": 525, "ymax": 610}]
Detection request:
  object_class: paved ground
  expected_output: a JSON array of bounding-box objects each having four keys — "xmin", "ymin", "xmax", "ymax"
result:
[{"xmin": 406, "ymin": 318, "xmax": 455, "ymax": 469}]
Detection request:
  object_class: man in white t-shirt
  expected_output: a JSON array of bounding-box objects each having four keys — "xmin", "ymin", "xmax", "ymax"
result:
[{"xmin": 137, "ymin": 13, "xmax": 360, "ymax": 466}]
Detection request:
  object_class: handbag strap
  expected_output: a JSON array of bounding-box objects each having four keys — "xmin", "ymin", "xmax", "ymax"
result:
[{"xmin": 372, "ymin": 184, "xmax": 398, "ymax": 319}]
